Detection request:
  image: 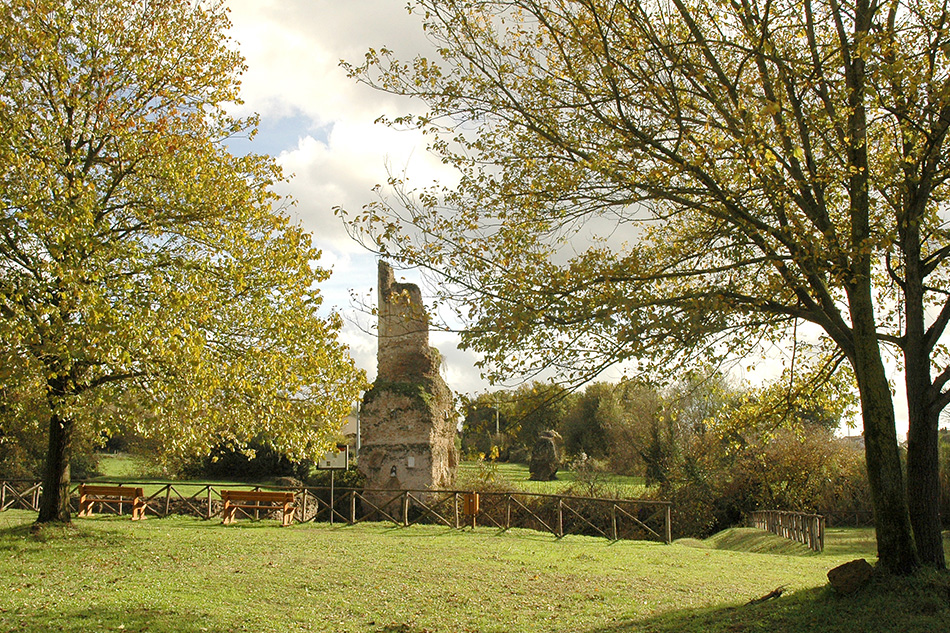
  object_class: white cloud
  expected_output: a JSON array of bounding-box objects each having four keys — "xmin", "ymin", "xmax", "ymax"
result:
[
  {"xmin": 275, "ymin": 122, "xmax": 454, "ymax": 254},
  {"xmin": 221, "ymin": 1, "xmax": 490, "ymax": 396},
  {"xmin": 226, "ymin": 0, "xmax": 433, "ymax": 123}
]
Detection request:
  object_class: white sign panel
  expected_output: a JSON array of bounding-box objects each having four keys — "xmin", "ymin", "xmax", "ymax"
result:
[{"xmin": 318, "ymin": 444, "xmax": 348, "ymax": 470}]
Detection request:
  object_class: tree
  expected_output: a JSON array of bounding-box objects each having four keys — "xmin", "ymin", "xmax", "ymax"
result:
[
  {"xmin": 345, "ymin": 0, "xmax": 950, "ymax": 572},
  {"xmin": 460, "ymin": 382, "xmax": 572, "ymax": 459},
  {"xmin": 0, "ymin": 0, "xmax": 365, "ymax": 524},
  {"xmin": 598, "ymin": 379, "xmax": 662, "ymax": 475},
  {"xmin": 459, "ymin": 391, "xmax": 510, "ymax": 456},
  {"xmin": 506, "ymin": 381, "xmax": 574, "ymax": 457},
  {"xmin": 561, "ymin": 382, "xmax": 615, "ymax": 459}
]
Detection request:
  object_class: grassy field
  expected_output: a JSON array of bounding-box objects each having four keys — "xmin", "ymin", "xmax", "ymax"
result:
[
  {"xmin": 456, "ymin": 461, "xmax": 649, "ymax": 497},
  {"xmin": 1, "ymin": 510, "xmax": 948, "ymax": 633},
  {"xmin": 89, "ymin": 455, "xmax": 649, "ymax": 499},
  {"xmin": 83, "ymin": 454, "xmax": 271, "ymax": 497}
]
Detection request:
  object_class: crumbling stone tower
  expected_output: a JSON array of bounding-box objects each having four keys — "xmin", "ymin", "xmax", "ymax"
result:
[{"xmin": 359, "ymin": 262, "xmax": 457, "ymax": 496}]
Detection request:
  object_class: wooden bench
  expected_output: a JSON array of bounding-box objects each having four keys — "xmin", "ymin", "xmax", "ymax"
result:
[
  {"xmin": 78, "ymin": 484, "xmax": 146, "ymax": 520},
  {"xmin": 221, "ymin": 490, "xmax": 295, "ymax": 527}
]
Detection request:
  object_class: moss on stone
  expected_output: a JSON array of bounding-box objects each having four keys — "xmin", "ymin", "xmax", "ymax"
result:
[{"xmin": 363, "ymin": 379, "xmax": 436, "ymax": 410}]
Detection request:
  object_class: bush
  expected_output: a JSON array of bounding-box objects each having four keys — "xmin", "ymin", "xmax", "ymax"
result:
[
  {"xmin": 644, "ymin": 427, "xmax": 873, "ymax": 538},
  {"xmin": 815, "ymin": 440, "xmax": 873, "ymax": 525},
  {"xmin": 181, "ymin": 435, "xmax": 313, "ymax": 482},
  {"xmin": 306, "ymin": 467, "xmax": 365, "ymax": 489}
]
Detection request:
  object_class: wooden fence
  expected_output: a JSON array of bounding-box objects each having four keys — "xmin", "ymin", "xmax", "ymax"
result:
[
  {"xmin": 0, "ymin": 480, "xmax": 672, "ymax": 544},
  {"xmin": 750, "ymin": 510, "xmax": 825, "ymax": 552}
]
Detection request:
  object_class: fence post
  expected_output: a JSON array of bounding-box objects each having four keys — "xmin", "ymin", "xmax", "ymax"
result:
[
  {"xmin": 557, "ymin": 497, "xmax": 564, "ymax": 538},
  {"xmin": 611, "ymin": 505, "xmax": 618, "ymax": 541},
  {"xmin": 454, "ymin": 492, "xmax": 459, "ymax": 529},
  {"xmin": 505, "ymin": 495, "xmax": 511, "ymax": 531},
  {"xmin": 664, "ymin": 504, "xmax": 672, "ymax": 544},
  {"xmin": 206, "ymin": 487, "xmax": 213, "ymax": 520},
  {"xmin": 350, "ymin": 491, "xmax": 357, "ymax": 525},
  {"xmin": 402, "ymin": 492, "xmax": 409, "ymax": 527},
  {"xmin": 757, "ymin": 509, "xmax": 825, "ymax": 552}
]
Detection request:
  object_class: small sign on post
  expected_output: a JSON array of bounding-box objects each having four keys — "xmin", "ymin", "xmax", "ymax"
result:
[
  {"xmin": 317, "ymin": 444, "xmax": 349, "ymax": 525},
  {"xmin": 318, "ymin": 444, "xmax": 349, "ymax": 470}
]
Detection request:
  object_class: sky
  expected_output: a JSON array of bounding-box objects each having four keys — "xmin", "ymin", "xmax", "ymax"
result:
[
  {"xmin": 222, "ymin": 0, "xmax": 487, "ymax": 394},
  {"xmin": 219, "ymin": 0, "xmax": 933, "ymax": 437}
]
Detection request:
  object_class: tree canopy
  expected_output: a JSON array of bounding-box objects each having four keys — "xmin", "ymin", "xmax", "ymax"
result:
[
  {"xmin": 0, "ymin": 0, "xmax": 365, "ymax": 522},
  {"xmin": 346, "ymin": 0, "xmax": 950, "ymax": 572}
]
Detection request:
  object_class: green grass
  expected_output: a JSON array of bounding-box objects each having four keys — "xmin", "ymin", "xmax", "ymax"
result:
[
  {"xmin": 87, "ymin": 454, "xmax": 268, "ymax": 497},
  {"xmin": 1, "ymin": 510, "xmax": 948, "ymax": 633},
  {"xmin": 94, "ymin": 455, "xmax": 650, "ymax": 498},
  {"xmin": 93, "ymin": 453, "xmax": 144, "ymax": 479},
  {"xmin": 676, "ymin": 527, "xmax": 820, "ymax": 556},
  {"xmin": 457, "ymin": 461, "xmax": 649, "ymax": 497}
]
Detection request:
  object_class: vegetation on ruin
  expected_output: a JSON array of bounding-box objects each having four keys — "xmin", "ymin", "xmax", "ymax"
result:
[
  {"xmin": 362, "ymin": 380, "xmax": 438, "ymax": 410},
  {"xmin": 1, "ymin": 510, "xmax": 948, "ymax": 633}
]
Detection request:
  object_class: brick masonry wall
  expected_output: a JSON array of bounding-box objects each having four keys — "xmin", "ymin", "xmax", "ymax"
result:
[{"xmin": 359, "ymin": 262, "xmax": 457, "ymax": 496}]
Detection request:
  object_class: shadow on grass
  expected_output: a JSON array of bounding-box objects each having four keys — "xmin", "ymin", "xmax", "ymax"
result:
[
  {"xmin": 1, "ymin": 607, "xmax": 227, "ymax": 633},
  {"xmin": 5, "ymin": 575, "xmax": 948, "ymax": 633},
  {"xmin": 0, "ymin": 519, "xmax": 131, "ymax": 551},
  {"xmin": 2, "ymin": 607, "xmax": 440, "ymax": 633},
  {"xmin": 585, "ymin": 572, "xmax": 950, "ymax": 633}
]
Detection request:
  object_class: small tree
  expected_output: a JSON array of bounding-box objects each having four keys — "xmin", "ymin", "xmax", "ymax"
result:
[{"xmin": 0, "ymin": 0, "xmax": 365, "ymax": 524}]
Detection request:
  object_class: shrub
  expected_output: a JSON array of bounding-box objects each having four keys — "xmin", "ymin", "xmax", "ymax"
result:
[
  {"xmin": 645, "ymin": 426, "xmax": 873, "ymax": 538},
  {"xmin": 181, "ymin": 435, "xmax": 313, "ymax": 482}
]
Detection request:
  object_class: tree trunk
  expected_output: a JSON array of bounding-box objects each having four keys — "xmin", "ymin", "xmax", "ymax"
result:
[
  {"xmin": 905, "ymin": 400, "xmax": 945, "ymax": 569},
  {"xmin": 843, "ymin": 6, "xmax": 919, "ymax": 572},
  {"xmin": 853, "ymin": 352, "xmax": 919, "ymax": 573},
  {"xmin": 36, "ymin": 410, "xmax": 75, "ymax": 524},
  {"xmin": 849, "ymin": 285, "xmax": 919, "ymax": 573},
  {"xmin": 901, "ymin": 206, "xmax": 946, "ymax": 569}
]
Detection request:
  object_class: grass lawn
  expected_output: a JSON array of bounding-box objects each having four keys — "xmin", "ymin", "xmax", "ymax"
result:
[
  {"xmin": 90, "ymin": 455, "xmax": 649, "ymax": 499},
  {"xmin": 456, "ymin": 461, "xmax": 649, "ymax": 498},
  {"xmin": 1, "ymin": 510, "xmax": 948, "ymax": 633},
  {"xmin": 85, "ymin": 454, "xmax": 269, "ymax": 498}
]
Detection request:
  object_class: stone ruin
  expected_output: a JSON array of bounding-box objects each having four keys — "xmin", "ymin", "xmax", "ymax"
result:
[
  {"xmin": 529, "ymin": 430, "xmax": 562, "ymax": 481},
  {"xmin": 359, "ymin": 262, "xmax": 457, "ymax": 498}
]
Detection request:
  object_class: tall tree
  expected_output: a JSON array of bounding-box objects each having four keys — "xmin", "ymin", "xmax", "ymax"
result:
[
  {"xmin": 0, "ymin": 0, "xmax": 365, "ymax": 524},
  {"xmin": 345, "ymin": 0, "xmax": 950, "ymax": 572}
]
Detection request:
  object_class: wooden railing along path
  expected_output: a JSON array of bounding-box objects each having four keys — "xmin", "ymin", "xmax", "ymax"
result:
[
  {"xmin": 0, "ymin": 480, "xmax": 672, "ymax": 544},
  {"xmin": 751, "ymin": 510, "xmax": 825, "ymax": 552}
]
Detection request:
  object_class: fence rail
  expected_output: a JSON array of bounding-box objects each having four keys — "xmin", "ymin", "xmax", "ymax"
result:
[
  {"xmin": 750, "ymin": 510, "xmax": 825, "ymax": 552},
  {"xmin": 0, "ymin": 480, "xmax": 672, "ymax": 544}
]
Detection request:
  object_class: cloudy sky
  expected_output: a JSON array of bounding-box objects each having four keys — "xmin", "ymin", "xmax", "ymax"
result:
[
  {"xmin": 218, "ymin": 0, "xmax": 929, "ymax": 436},
  {"xmin": 222, "ymin": 0, "xmax": 486, "ymax": 393}
]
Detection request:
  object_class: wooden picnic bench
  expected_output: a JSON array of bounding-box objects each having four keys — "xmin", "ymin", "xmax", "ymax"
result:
[
  {"xmin": 221, "ymin": 490, "xmax": 295, "ymax": 527},
  {"xmin": 78, "ymin": 484, "xmax": 146, "ymax": 520}
]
